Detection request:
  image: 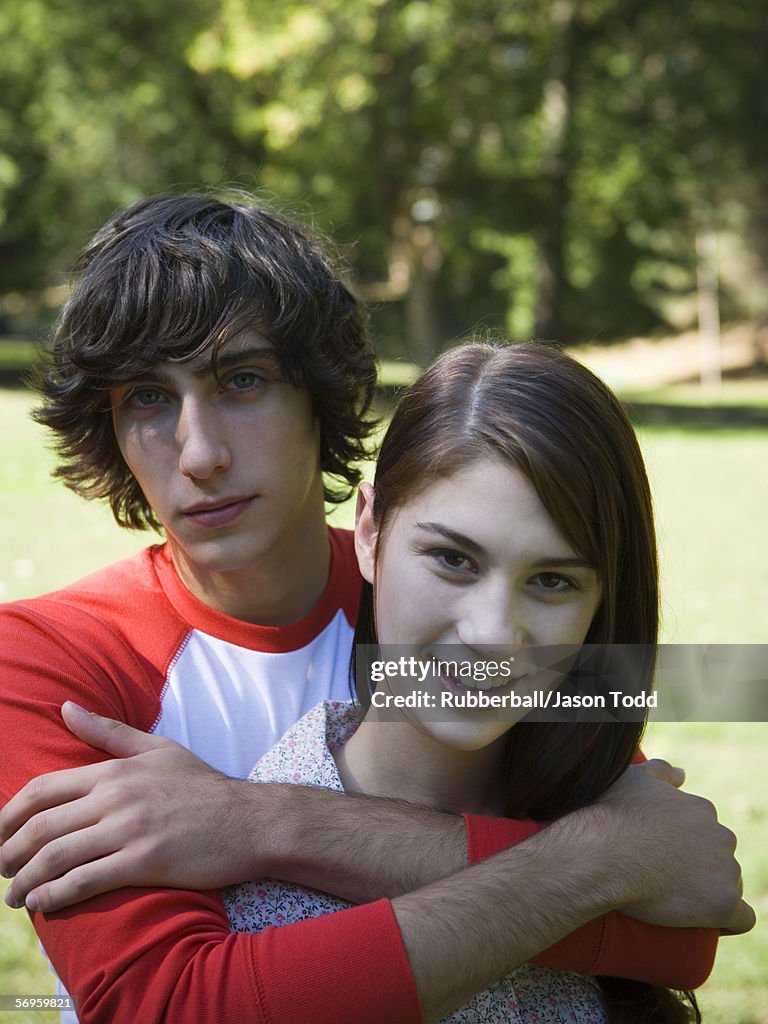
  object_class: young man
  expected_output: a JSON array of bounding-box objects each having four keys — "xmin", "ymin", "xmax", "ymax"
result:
[{"xmin": 0, "ymin": 194, "xmax": 754, "ymax": 1024}]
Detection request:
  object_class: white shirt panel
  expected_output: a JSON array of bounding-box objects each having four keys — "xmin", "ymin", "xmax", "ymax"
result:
[{"xmin": 152, "ymin": 608, "xmax": 355, "ymax": 778}]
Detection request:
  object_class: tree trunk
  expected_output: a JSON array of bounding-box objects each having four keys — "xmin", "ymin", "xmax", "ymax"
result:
[
  {"xmin": 696, "ymin": 224, "xmax": 722, "ymax": 394},
  {"xmin": 404, "ymin": 224, "xmax": 443, "ymax": 366},
  {"xmin": 535, "ymin": 0, "xmax": 578, "ymax": 343}
]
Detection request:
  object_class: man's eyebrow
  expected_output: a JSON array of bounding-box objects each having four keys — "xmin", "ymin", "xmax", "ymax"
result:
[
  {"xmin": 198, "ymin": 345, "xmax": 279, "ymax": 378},
  {"xmin": 110, "ymin": 346, "xmax": 280, "ymax": 392}
]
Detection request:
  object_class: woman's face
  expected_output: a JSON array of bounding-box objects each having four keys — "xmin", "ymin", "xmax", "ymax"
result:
[{"xmin": 355, "ymin": 457, "xmax": 604, "ymax": 750}]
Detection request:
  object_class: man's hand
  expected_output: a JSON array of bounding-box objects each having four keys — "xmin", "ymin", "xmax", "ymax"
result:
[
  {"xmin": 591, "ymin": 758, "xmax": 755, "ymax": 935},
  {"xmin": 0, "ymin": 702, "xmax": 265, "ymax": 912},
  {"xmin": 0, "ymin": 704, "xmax": 468, "ymax": 916}
]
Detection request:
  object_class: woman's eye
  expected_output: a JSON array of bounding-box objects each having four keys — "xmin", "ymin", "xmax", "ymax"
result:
[
  {"xmin": 433, "ymin": 549, "xmax": 477, "ymax": 573},
  {"xmin": 534, "ymin": 573, "xmax": 575, "ymax": 591}
]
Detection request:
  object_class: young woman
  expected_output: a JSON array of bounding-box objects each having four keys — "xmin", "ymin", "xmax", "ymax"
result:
[{"xmin": 223, "ymin": 341, "xmax": 699, "ymax": 1023}]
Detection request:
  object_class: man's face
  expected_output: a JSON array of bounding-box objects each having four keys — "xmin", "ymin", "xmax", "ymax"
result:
[{"xmin": 110, "ymin": 334, "xmax": 325, "ymax": 599}]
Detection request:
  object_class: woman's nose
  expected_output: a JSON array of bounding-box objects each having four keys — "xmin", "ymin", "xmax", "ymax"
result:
[{"xmin": 456, "ymin": 583, "xmax": 528, "ymax": 659}]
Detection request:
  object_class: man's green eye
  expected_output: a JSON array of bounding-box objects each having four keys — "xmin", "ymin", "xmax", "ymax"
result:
[
  {"xmin": 229, "ymin": 372, "xmax": 262, "ymax": 389},
  {"xmin": 131, "ymin": 388, "xmax": 164, "ymax": 407}
]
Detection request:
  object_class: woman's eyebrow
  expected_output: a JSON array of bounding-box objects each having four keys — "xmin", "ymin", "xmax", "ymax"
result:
[
  {"xmin": 415, "ymin": 522, "xmax": 596, "ymax": 570},
  {"xmin": 529, "ymin": 557, "xmax": 596, "ymax": 570},
  {"xmin": 414, "ymin": 521, "xmax": 485, "ymax": 555}
]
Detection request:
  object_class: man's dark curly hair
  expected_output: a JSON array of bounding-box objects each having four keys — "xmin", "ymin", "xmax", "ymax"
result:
[{"xmin": 32, "ymin": 192, "xmax": 378, "ymax": 530}]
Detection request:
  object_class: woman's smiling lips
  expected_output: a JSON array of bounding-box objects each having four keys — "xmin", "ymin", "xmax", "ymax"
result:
[
  {"xmin": 435, "ymin": 671, "xmax": 501, "ymax": 700},
  {"xmin": 435, "ymin": 671, "xmax": 527, "ymax": 697},
  {"xmin": 181, "ymin": 496, "xmax": 255, "ymax": 528}
]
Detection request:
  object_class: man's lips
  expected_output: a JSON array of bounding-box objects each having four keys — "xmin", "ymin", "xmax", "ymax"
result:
[{"xmin": 181, "ymin": 496, "xmax": 255, "ymax": 528}]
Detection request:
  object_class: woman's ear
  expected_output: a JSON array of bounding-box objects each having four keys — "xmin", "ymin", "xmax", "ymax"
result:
[{"xmin": 354, "ymin": 482, "xmax": 377, "ymax": 584}]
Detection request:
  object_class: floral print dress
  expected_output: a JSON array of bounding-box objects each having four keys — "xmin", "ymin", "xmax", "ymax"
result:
[{"xmin": 222, "ymin": 700, "xmax": 607, "ymax": 1024}]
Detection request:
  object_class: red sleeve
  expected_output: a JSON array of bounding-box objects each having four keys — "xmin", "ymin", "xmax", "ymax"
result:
[
  {"xmin": 531, "ymin": 912, "xmax": 717, "ymax": 989},
  {"xmin": 35, "ymin": 890, "xmax": 420, "ymax": 1024},
  {"xmin": 0, "ymin": 604, "xmax": 423, "ymax": 1024},
  {"xmin": 463, "ymin": 801, "xmax": 718, "ymax": 990}
]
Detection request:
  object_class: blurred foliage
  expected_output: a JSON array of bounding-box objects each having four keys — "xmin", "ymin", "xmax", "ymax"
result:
[{"xmin": 1, "ymin": 0, "xmax": 768, "ymax": 361}]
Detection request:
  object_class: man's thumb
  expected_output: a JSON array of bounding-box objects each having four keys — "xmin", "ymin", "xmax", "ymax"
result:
[
  {"xmin": 643, "ymin": 758, "xmax": 686, "ymax": 788},
  {"xmin": 61, "ymin": 701, "xmax": 161, "ymax": 757}
]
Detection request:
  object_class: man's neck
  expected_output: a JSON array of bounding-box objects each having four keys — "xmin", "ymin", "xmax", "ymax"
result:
[{"xmin": 168, "ymin": 516, "xmax": 333, "ymax": 626}]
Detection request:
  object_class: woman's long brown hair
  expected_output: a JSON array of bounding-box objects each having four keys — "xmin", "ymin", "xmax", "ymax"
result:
[{"xmin": 353, "ymin": 342, "xmax": 700, "ymax": 1023}]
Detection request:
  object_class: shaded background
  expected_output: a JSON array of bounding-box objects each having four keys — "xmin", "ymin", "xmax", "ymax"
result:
[
  {"xmin": 1, "ymin": 0, "xmax": 768, "ymax": 366},
  {"xmin": 0, "ymin": 1, "xmax": 766, "ymax": 1021}
]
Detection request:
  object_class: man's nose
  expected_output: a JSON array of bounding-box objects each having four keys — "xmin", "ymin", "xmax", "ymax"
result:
[{"xmin": 176, "ymin": 398, "xmax": 231, "ymax": 479}]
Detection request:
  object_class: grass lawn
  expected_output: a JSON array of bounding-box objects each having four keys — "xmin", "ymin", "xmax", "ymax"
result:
[
  {"xmin": 646, "ymin": 721, "xmax": 768, "ymax": 1024},
  {"xmin": 0, "ymin": 339, "xmax": 41, "ymax": 373},
  {"xmin": 638, "ymin": 425, "xmax": 768, "ymax": 645},
  {"xmin": 0, "ymin": 379, "xmax": 766, "ymax": 1021}
]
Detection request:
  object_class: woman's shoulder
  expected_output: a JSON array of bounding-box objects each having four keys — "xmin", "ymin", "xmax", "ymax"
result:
[{"xmin": 246, "ymin": 700, "xmax": 362, "ymax": 788}]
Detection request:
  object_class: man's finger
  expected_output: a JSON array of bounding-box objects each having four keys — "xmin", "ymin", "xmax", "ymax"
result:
[
  {"xmin": 61, "ymin": 702, "xmax": 167, "ymax": 757},
  {"xmin": 3, "ymin": 823, "xmax": 121, "ymax": 910},
  {"xmin": 0, "ymin": 765, "xmax": 108, "ymax": 845},
  {"xmin": 641, "ymin": 758, "xmax": 686, "ymax": 788},
  {"xmin": 719, "ymin": 899, "xmax": 757, "ymax": 936},
  {"xmin": 0, "ymin": 795, "xmax": 102, "ymax": 878},
  {"xmin": 9, "ymin": 852, "xmax": 134, "ymax": 915}
]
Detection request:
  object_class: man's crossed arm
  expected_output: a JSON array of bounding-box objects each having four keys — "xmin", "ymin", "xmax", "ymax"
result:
[{"xmin": 0, "ymin": 704, "xmax": 755, "ymax": 1024}]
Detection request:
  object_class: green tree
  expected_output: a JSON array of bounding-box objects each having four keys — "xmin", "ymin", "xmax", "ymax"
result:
[{"xmin": 2, "ymin": 0, "xmax": 766, "ymax": 359}]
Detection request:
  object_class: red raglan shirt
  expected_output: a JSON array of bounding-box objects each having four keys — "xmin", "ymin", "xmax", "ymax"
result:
[{"xmin": 0, "ymin": 528, "xmax": 716, "ymax": 1023}]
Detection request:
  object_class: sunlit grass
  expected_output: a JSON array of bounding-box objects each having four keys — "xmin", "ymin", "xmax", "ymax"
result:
[
  {"xmin": 646, "ymin": 722, "xmax": 768, "ymax": 1024},
  {"xmin": 0, "ymin": 338, "xmax": 43, "ymax": 372},
  {"xmin": 639, "ymin": 427, "xmax": 768, "ymax": 644},
  {"xmin": 622, "ymin": 378, "xmax": 768, "ymax": 407},
  {"xmin": 0, "ymin": 391, "xmax": 148, "ymax": 602}
]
